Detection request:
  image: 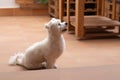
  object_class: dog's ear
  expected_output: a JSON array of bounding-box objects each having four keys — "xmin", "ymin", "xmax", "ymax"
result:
[
  {"xmin": 45, "ymin": 24, "xmax": 49, "ymax": 29},
  {"xmin": 51, "ymin": 18, "xmax": 56, "ymax": 20},
  {"xmin": 51, "ymin": 18, "xmax": 56, "ymax": 21}
]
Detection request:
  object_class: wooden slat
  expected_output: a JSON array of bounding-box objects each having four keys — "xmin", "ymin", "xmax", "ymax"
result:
[
  {"xmin": 49, "ymin": 5, "xmax": 56, "ymax": 9},
  {"xmin": 75, "ymin": 0, "xmax": 85, "ymax": 38},
  {"xmin": 86, "ymin": 0, "xmax": 97, "ymax": 3},
  {"xmin": 116, "ymin": 3, "xmax": 120, "ymax": 21},
  {"xmin": 101, "ymin": 0, "xmax": 105, "ymax": 16},
  {"xmin": 112, "ymin": 0, "xmax": 116, "ymax": 19},
  {"xmin": 59, "ymin": 0, "xmax": 64, "ymax": 21},
  {"xmin": 97, "ymin": 0, "xmax": 102, "ymax": 15},
  {"xmin": 67, "ymin": 16, "xmax": 120, "ymax": 28},
  {"xmin": 0, "ymin": 8, "xmax": 48, "ymax": 16},
  {"xmin": 85, "ymin": 32, "xmax": 119, "ymax": 38},
  {"xmin": 84, "ymin": 9, "xmax": 97, "ymax": 12},
  {"xmin": 84, "ymin": 16, "xmax": 120, "ymax": 27},
  {"xmin": 67, "ymin": 0, "xmax": 72, "ymax": 31},
  {"xmin": 54, "ymin": 0, "xmax": 59, "ymax": 18}
]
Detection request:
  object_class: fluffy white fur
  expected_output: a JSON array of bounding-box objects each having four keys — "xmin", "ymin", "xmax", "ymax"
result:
[{"xmin": 8, "ymin": 18, "xmax": 67, "ymax": 70}]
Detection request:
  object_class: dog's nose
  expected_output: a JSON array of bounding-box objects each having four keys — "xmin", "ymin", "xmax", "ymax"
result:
[{"xmin": 65, "ymin": 23, "xmax": 68, "ymax": 25}]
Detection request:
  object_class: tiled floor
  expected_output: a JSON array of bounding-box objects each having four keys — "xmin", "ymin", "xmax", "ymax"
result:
[{"xmin": 0, "ymin": 16, "xmax": 120, "ymax": 72}]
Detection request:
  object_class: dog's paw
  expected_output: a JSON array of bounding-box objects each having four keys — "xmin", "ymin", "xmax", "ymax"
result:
[
  {"xmin": 8, "ymin": 55, "xmax": 18, "ymax": 65},
  {"xmin": 41, "ymin": 62, "xmax": 47, "ymax": 69}
]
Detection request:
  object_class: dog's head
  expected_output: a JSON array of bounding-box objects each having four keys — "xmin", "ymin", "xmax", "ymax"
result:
[{"xmin": 45, "ymin": 18, "xmax": 67, "ymax": 34}]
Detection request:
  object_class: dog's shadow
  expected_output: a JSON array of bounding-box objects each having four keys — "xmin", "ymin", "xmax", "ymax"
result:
[
  {"xmin": 20, "ymin": 66, "xmax": 47, "ymax": 71},
  {"xmin": 19, "ymin": 66, "xmax": 57, "ymax": 71}
]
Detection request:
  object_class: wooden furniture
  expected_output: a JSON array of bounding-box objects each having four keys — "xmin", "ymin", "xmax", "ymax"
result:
[
  {"xmin": 49, "ymin": 0, "xmax": 75, "ymax": 18},
  {"xmin": 85, "ymin": 0, "xmax": 99, "ymax": 15},
  {"xmin": 59, "ymin": 0, "xmax": 120, "ymax": 39},
  {"xmin": 16, "ymin": 0, "xmax": 48, "ymax": 9},
  {"xmin": 48, "ymin": 0, "xmax": 59, "ymax": 18},
  {"xmin": 102, "ymin": 0, "xmax": 116, "ymax": 19},
  {"xmin": 49, "ymin": 0, "xmax": 98, "ymax": 18}
]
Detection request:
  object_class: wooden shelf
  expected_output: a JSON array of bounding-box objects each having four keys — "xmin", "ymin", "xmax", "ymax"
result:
[
  {"xmin": 70, "ymin": 16, "xmax": 120, "ymax": 27},
  {"xmin": 68, "ymin": 16, "xmax": 120, "ymax": 38},
  {"xmin": 64, "ymin": 1, "xmax": 75, "ymax": 4},
  {"xmin": 64, "ymin": 9, "xmax": 75, "ymax": 12},
  {"xmin": 85, "ymin": 1, "xmax": 97, "ymax": 4},
  {"xmin": 49, "ymin": 5, "xmax": 56, "ymax": 9},
  {"xmin": 49, "ymin": 0, "xmax": 98, "ymax": 18},
  {"xmin": 85, "ymin": 9, "xmax": 97, "ymax": 12}
]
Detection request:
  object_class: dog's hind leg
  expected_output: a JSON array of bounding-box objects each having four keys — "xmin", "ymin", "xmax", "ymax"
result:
[
  {"xmin": 16, "ymin": 52, "xmax": 24, "ymax": 66},
  {"xmin": 46, "ymin": 59, "xmax": 56, "ymax": 69}
]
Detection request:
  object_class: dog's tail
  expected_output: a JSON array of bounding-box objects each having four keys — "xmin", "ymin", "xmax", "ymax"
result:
[{"xmin": 8, "ymin": 52, "xmax": 24, "ymax": 66}]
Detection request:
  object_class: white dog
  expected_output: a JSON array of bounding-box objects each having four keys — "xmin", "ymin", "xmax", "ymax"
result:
[{"xmin": 9, "ymin": 18, "xmax": 67, "ymax": 69}]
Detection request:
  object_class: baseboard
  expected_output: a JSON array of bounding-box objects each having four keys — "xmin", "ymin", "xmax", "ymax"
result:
[{"xmin": 0, "ymin": 8, "xmax": 48, "ymax": 16}]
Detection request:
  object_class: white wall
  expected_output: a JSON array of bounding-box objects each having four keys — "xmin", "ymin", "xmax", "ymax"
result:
[{"xmin": 0, "ymin": 0, "xmax": 20, "ymax": 8}]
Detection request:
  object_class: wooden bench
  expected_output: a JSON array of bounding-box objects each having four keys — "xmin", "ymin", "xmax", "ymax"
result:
[{"xmin": 59, "ymin": 0, "xmax": 120, "ymax": 39}]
